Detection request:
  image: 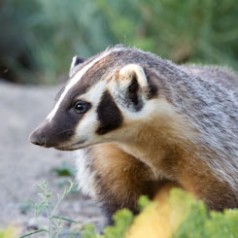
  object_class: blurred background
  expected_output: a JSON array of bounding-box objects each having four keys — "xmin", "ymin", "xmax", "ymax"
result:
[
  {"xmin": 0, "ymin": 0, "xmax": 238, "ymax": 235},
  {"xmin": 1, "ymin": 0, "xmax": 238, "ymax": 84}
]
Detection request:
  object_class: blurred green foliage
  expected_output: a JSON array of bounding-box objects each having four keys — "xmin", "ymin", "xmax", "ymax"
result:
[
  {"xmin": 80, "ymin": 190, "xmax": 238, "ymax": 238},
  {"xmin": 81, "ymin": 209, "xmax": 134, "ymax": 238},
  {"xmin": 0, "ymin": 0, "xmax": 237, "ymax": 84},
  {"xmin": 0, "ymin": 226, "xmax": 19, "ymax": 238},
  {"xmin": 52, "ymin": 161, "xmax": 76, "ymax": 177}
]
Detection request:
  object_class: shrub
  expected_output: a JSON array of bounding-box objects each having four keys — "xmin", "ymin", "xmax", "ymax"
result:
[
  {"xmin": 81, "ymin": 189, "xmax": 238, "ymax": 238},
  {"xmin": 1, "ymin": 0, "xmax": 238, "ymax": 84}
]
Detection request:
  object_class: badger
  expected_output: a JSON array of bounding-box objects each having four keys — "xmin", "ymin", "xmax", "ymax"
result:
[{"xmin": 30, "ymin": 45, "xmax": 238, "ymax": 220}]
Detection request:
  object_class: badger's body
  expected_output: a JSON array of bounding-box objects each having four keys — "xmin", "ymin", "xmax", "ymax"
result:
[{"xmin": 30, "ymin": 46, "xmax": 238, "ymax": 219}]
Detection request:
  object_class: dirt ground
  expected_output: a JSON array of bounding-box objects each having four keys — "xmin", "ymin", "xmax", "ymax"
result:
[{"xmin": 0, "ymin": 81, "xmax": 105, "ymax": 236}]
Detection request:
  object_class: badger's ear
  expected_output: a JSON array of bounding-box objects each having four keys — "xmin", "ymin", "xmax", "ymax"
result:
[
  {"xmin": 119, "ymin": 64, "xmax": 153, "ymax": 98},
  {"xmin": 120, "ymin": 63, "xmax": 147, "ymax": 90},
  {"xmin": 116, "ymin": 64, "xmax": 158, "ymax": 110},
  {"xmin": 69, "ymin": 55, "xmax": 85, "ymax": 77}
]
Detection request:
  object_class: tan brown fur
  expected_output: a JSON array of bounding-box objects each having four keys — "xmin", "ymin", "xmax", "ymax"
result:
[
  {"xmin": 90, "ymin": 143, "xmax": 173, "ymax": 216},
  {"xmin": 89, "ymin": 97, "xmax": 237, "ymax": 214},
  {"xmin": 30, "ymin": 46, "xmax": 238, "ymax": 221}
]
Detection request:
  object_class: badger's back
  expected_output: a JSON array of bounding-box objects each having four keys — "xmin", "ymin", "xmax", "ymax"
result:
[{"xmin": 182, "ymin": 64, "xmax": 238, "ymax": 89}]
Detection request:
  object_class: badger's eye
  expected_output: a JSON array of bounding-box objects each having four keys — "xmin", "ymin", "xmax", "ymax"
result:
[{"xmin": 73, "ymin": 101, "xmax": 90, "ymax": 114}]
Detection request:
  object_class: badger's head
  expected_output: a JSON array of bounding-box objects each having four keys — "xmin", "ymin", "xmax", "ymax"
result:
[{"xmin": 30, "ymin": 46, "xmax": 162, "ymax": 150}]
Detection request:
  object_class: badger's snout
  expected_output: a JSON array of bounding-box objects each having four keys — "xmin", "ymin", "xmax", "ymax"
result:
[
  {"xmin": 30, "ymin": 131, "xmax": 47, "ymax": 146},
  {"xmin": 30, "ymin": 120, "xmax": 52, "ymax": 147},
  {"xmin": 29, "ymin": 117, "xmax": 76, "ymax": 149}
]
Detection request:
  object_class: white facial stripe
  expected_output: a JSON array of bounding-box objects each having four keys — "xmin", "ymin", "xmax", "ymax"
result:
[
  {"xmin": 82, "ymin": 80, "xmax": 108, "ymax": 105},
  {"xmin": 46, "ymin": 48, "xmax": 122, "ymax": 122}
]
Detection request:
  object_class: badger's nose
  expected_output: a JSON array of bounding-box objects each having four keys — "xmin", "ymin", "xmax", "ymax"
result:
[
  {"xmin": 30, "ymin": 128, "xmax": 48, "ymax": 146},
  {"xmin": 30, "ymin": 130, "xmax": 47, "ymax": 146},
  {"xmin": 29, "ymin": 120, "xmax": 50, "ymax": 147}
]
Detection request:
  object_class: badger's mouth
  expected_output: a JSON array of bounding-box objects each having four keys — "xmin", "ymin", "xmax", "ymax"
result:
[{"xmin": 55, "ymin": 139, "xmax": 88, "ymax": 151}]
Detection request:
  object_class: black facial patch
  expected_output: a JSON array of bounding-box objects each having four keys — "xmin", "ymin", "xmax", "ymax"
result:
[
  {"xmin": 128, "ymin": 76, "xmax": 139, "ymax": 104},
  {"xmin": 127, "ymin": 75, "xmax": 143, "ymax": 111},
  {"xmin": 96, "ymin": 91, "xmax": 123, "ymax": 135}
]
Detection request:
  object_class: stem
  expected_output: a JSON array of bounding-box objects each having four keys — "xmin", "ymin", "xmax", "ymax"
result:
[{"xmin": 20, "ymin": 229, "xmax": 48, "ymax": 238}]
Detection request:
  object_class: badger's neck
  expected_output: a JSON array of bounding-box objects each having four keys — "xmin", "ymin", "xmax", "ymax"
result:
[
  {"xmin": 114, "ymin": 97, "xmax": 237, "ymax": 198},
  {"xmin": 113, "ymin": 103, "xmax": 238, "ymax": 208},
  {"xmin": 118, "ymin": 101, "xmax": 198, "ymax": 178},
  {"xmin": 162, "ymin": 67, "xmax": 238, "ymax": 191}
]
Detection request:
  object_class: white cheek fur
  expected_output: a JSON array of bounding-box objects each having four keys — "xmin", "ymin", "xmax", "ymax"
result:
[
  {"xmin": 75, "ymin": 149, "xmax": 98, "ymax": 198},
  {"xmin": 74, "ymin": 110, "xmax": 98, "ymax": 141}
]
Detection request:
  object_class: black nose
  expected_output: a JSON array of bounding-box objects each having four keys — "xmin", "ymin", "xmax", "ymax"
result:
[
  {"xmin": 30, "ymin": 130, "xmax": 47, "ymax": 146},
  {"xmin": 29, "ymin": 120, "xmax": 51, "ymax": 147}
]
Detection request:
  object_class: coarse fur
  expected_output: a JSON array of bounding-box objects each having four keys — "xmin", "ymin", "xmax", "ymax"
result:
[{"xmin": 30, "ymin": 45, "xmax": 238, "ymax": 221}]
